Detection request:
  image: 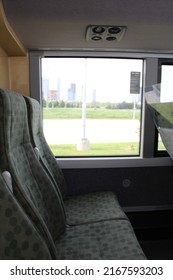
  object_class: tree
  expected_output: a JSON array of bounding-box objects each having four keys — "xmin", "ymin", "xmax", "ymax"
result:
[
  {"xmin": 59, "ymin": 100, "xmax": 65, "ymax": 108},
  {"xmin": 42, "ymin": 99, "xmax": 47, "ymax": 108}
]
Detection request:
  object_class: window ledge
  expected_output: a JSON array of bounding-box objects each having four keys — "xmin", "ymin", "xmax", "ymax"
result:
[{"xmin": 56, "ymin": 156, "xmax": 173, "ymax": 169}]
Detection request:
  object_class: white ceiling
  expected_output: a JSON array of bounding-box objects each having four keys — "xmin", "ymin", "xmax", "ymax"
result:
[{"xmin": 3, "ymin": 0, "xmax": 173, "ymax": 53}]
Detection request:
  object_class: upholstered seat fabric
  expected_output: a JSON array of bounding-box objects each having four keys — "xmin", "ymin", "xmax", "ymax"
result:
[
  {"xmin": 65, "ymin": 191, "xmax": 127, "ymax": 225},
  {"xmin": 0, "ymin": 174, "xmax": 51, "ymax": 260},
  {"xmin": 56, "ymin": 219, "xmax": 146, "ymax": 260},
  {"xmin": 25, "ymin": 96, "xmax": 67, "ymax": 198},
  {"xmin": 0, "ymin": 88, "xmax": 65, "ymax": 258}
]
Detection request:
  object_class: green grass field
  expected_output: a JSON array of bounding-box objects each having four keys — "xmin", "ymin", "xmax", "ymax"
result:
[
  {"xmin": 158, "ymin": 140, "xmax": 166, "ymax": 151},
  {"xmin": 43, "ymin": 108, "xmax": 141, "ymax": 156},
  {"xmin": 49, "ymin": 138, "xmax": 166, "ymax": 157},
  {"xmin": 43, "ymin": 107, "xmax": 140, "ymax": 120},
  {"xmin": 50, "ymin": 142, "xmax": 139, "ymax": 156}
]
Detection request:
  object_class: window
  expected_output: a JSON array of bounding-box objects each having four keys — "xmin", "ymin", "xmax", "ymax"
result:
[
  {"xmin": 41, "ymin": 57, "xmax": 143, "ymax": 157},
  {"xmin": 157, "ymin": 60, "xmax": 173, "ymax": 154}
]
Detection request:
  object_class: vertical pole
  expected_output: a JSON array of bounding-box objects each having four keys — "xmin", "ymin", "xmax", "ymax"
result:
[
  {"xmin": 82, "ymin": 59, "xmax": 87, "ymax": 139},
  {"xmin": 133, "ymin": 94, "xmax": 136, "ymax": 120},
  {"xmin": 76, "ymin": 58, "xmax": 90, "ymax": 150}
]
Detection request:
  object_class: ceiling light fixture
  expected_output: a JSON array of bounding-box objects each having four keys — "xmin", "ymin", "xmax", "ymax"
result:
[{"xmin": 86, "ymin": 25, "xmax": 127, "ymax": 42}]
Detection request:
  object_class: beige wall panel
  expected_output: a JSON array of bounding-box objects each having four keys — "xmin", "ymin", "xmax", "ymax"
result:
[
  {"xmin": 8, "ymin": 56, "xmax": 30, "ymax": 96},
  {"xmin": 0, "ymin": 47, "xmax": 9, "ymax": 88}
]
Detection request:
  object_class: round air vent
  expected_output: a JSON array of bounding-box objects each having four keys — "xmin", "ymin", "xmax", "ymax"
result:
[
  {"xmin": 108, "ymin": 27, "xmax": 121, "ymax": 34},
  {"xmin": 86, "ymin": 25, "xmax": 127, "ymax": 42},
  {"xmin": 92, "ymin": 26, "xmax": 105, "ymax": 34}
]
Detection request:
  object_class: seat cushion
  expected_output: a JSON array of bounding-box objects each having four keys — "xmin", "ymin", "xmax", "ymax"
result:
[
  {"xmin": 55, "ymin": 219, "xmax": 146, "ymax": 260},
  {"xmin": 65, "ymin": 191, "xmax": 127, "ymax": 225}
]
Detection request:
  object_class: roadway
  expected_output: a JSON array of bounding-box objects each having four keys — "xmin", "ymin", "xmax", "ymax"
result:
[{"xmin": 43, "ymin": 119, "xmax": 140, "ymax": 144}]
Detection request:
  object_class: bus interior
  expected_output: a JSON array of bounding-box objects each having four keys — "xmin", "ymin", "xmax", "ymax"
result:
[{"xmin": 0, "ymin": 0, "xmax": 173, "ymax": 260}]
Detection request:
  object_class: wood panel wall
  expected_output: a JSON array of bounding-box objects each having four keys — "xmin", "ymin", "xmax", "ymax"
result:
[
  {"xmin": 0, "ymin": 47, "xmax": 9, "ymax": 88},
  {"xmin": 0, "ymin": 1, "xmax": 30, "ymax": 96},
  {"xmin": 8, "ymin": 56, "xmax": 30, "ymax": 96}
]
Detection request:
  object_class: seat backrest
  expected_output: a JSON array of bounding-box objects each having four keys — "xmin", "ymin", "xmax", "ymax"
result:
[
  {"xmin": 0, "ymin": 173, "xmax": 51, "ymax": 259},
  {"xmin": 24, "ymin": 96, "xmax": 67, "ymax": 198},
  {"xmin": 0, "ymin": 88, "xmax": 66, "ymax": 254}
]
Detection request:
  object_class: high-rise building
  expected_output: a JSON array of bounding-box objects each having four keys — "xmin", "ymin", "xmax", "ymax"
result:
[
  {"xmin": 42, "ymin": 77, "xmax": 49, "ymax": 100},
  {"xmin": 67, "ymin": 83, "xmax": 76, "ymax": 101}
]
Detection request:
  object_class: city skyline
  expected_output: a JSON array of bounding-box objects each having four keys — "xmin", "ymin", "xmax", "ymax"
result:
[{"xmin": 41, "ymin": 57, "xmax": 143, "ymax": 103}]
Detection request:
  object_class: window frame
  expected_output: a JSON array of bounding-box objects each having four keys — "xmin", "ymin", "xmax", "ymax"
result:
[
  {"xmin": 41, "ymin": 56, "xmax": 144, "ymax": 158},
  {"xmin": 29, "ymin": 50, "xmax": 173, "ymax": 169},
  {"xmin": 154, "ymin": 58, "xmax": 173, "ymax": 157}
]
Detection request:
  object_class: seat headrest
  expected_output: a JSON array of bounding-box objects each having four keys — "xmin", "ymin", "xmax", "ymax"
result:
[{"xmin": 0, "ymin": 88, "xmax": 31, "ymax": 150}]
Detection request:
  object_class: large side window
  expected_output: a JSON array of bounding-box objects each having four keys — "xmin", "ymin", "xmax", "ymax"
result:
[{"xmin": 41, "ymin": 57, "xmax": 143, "ymax": 157}]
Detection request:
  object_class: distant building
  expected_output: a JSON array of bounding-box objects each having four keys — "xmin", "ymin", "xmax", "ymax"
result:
[
  {"xmin": 67, "ymin": 83, "xmax": 76, "ymax": 101},
  {"xmin": 42, "ymin": 78, "xmax": 49, "ymax": 100},
  {"xmin": 57, "ymin": 79, "xmax": 61, "ymax": 100},
  {"xmin": 48, "ymin": 90, "xmax": 58, "ymax": 101}
]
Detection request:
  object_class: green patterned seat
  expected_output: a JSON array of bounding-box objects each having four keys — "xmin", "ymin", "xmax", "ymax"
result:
[
  {"xmin": 0, "ymin": 88, "xmax": 65, "ymax": 259},
  {"xmin": 0, "ymin": 88, "xmax": 146, "ymax": 259},
  {"xmin": 56, "ymin": 219, "xmax": 146, "ymax": 259},
  {"xmin": 0, "ymin": 173, "xmax": 51, "ymax": 259},
  {"xmin": 24, "ymin": 96, "xmax": 127, "ymax": 225}
]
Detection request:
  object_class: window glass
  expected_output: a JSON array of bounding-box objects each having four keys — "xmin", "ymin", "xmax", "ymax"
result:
[
  {"xmin": 158, "ymin": 64, "xmax": 173, "ymax": 152},
  {"xmin": 41, "ymin": 58, "xmax": 143, "ymax": 157}
]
